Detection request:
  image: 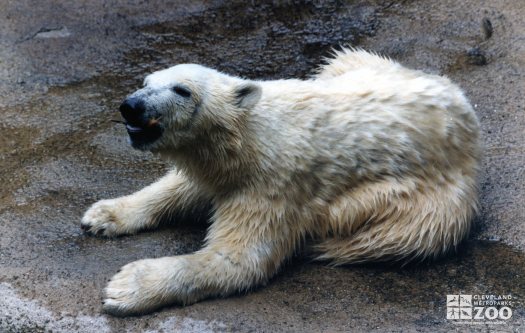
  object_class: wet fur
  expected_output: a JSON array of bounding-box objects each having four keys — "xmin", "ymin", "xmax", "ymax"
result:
[{"xmin": 81, "ymin": 48, "xmax": 480, "ymax": 316}]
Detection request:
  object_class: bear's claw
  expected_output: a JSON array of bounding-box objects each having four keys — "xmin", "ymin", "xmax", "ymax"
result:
[{"xmin": 81, "ymin": 199, "xmax": 122, "ymax": 237}]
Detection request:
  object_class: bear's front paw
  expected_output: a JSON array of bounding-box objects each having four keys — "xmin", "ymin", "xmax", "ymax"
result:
[
  {"xmin": 81, "ymin": 199, "xmax": 127, "ymax": 237},
  {"xmin": 103, "ymin": 258, "xmax": 193, "ymax": 316}
]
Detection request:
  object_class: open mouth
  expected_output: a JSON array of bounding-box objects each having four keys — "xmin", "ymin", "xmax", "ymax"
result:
[
  {"xmin": 115, "ymin": 117, "xmax": 162, "ymax": 132},
  {"xmin": 126, "ymin": 124, "xmax": 145, "ymax": 133},
  {"xmin": 112, "ymin": 117, "xmax": 163, "ymax": 148}
]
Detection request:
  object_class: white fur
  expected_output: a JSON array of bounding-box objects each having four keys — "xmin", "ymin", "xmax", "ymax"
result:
[{"xmin": 81, "ymin": 48, "xmax": 480, "ymax": 316}]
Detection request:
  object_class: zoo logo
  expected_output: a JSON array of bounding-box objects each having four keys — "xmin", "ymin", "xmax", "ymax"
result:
[{"xmin": 446, "ymin": 294, "xmax": 513, "ymax": 321}]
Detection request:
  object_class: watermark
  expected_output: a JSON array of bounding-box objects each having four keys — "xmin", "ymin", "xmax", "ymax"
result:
[{"xmin": 446, "ymin": 294, "xmax": 514, "ymax": 325}]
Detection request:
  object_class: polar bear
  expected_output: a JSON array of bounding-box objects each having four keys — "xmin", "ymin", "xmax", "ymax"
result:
[{"xmin": 81, "ymin": 48, "xmax": 480, "ymax": 316}]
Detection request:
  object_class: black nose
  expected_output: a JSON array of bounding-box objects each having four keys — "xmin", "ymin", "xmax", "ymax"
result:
[{"xmin": 119, "ymin": 97, "xmax": 146, "ymax": 124}]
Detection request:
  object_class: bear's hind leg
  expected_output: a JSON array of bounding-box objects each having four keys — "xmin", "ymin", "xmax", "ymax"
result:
[{"xmin": 315, "ymin": 175, "xmax": 476, "ymax": 264}]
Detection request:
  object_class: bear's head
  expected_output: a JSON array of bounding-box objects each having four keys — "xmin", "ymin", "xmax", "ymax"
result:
[{"xmin": 118, "ymin": 64, "xmax": 262, "ymax": 152}]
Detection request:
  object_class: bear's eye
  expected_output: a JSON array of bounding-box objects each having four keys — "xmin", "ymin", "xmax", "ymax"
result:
[{"xmin": 172, "ymin": 86, "xmax": 191, "ymax": 98}]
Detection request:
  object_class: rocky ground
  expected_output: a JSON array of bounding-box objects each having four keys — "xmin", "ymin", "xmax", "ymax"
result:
[{"xmin": 0, "ymin": 0, "xmax": 523, "ymax": 332}]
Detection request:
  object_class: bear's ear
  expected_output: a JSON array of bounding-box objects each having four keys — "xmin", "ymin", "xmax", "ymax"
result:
[{"xmin": 234, "ymin": 82, "xmax": 262, "ymax": 109}]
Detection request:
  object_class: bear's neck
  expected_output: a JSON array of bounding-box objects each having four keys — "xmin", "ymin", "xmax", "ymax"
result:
[{"xmin": 168, "ymin": 120, "xmax": 272, "ymax": 195}]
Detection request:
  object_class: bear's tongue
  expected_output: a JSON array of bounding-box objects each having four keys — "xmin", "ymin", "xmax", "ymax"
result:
[{"xmin": 126, "ymin": 124, "xmax": 143, "ymax": 133}]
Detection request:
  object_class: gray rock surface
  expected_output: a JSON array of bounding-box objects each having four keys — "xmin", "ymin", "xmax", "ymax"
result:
[{"xmin": 0, "ymin": 1, "xmax": 523, "ymax": 332}]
